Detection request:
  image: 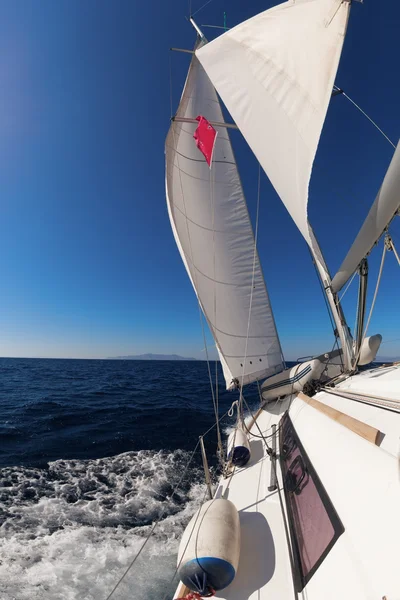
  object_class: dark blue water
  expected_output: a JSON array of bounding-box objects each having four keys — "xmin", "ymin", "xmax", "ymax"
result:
[
  {"xmin": 0, "ymin": 357, "xmax": 260, "ymax": 600},
  {"xmin": 0, "ymin": 358, "xmax": 258, "ymax": 468}
]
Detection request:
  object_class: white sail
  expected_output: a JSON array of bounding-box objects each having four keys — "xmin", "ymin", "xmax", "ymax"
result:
[
  {"xmin": 196, "ymin": 0, "xmax": 350, "ymax": 260},
  {"xmin": 332, "ymin": 142, "xmax": 400, "ymax": 292},
  {"xmin": 165, "ymin": 49, "xmax": 284, "ymax": 389}
]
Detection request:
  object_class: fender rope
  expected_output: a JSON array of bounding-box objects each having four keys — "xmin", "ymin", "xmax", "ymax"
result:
[{"xmin": 177, "ymin": 589, "xmax": 215, "ymax": 599}]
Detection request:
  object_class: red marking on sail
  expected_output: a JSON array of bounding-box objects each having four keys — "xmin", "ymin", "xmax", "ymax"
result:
[{"xmin": 193, "ymin": 116, "xmax": 217, "ymax": 167}]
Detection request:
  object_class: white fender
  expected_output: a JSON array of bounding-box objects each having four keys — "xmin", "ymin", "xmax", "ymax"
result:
[
  {"xmin": 177, "ymin": 498, "xmax": 240, "ymax": 594},
  {"xmin": 227, "ymin": 427, "xmax": 251, "ymax": 467}
]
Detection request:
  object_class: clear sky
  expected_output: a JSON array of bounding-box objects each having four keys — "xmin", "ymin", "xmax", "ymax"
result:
[{"xmin": 0, "ymin": 0, "xmax": 399, "ymax": 360}]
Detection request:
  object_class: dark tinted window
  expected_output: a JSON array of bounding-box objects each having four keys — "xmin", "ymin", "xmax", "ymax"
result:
[{"xmin": 280, "ymin": 413, "xmax": 344, "ymax": 590}]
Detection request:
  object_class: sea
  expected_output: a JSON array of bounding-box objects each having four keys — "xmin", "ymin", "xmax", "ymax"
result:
[{"xmin": 0, "ymin": 357, "xmax": 263, "ymax": 600}]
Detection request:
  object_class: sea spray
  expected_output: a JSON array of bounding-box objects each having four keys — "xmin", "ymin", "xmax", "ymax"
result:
[{"xmin": 0, "ymin": 450, "xmax": 206, "ymax": 600}]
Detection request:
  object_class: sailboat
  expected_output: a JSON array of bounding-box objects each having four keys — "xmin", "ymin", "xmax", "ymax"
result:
[{"xmin": 164, "ymin": 1, "xmax": 400, "ymax": 598}]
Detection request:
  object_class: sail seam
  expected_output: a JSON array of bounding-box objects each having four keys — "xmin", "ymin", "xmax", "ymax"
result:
[
  {"xmin": 223, "ymin": 350, "xmax": 282, "ymax": 359},
  {"xmin": 171, "ymin": 160, "xmax": 234, "ymax": 183},
  {"xmin": 169, "ymin": 200, "xmax": 254, "ymax": 236},
  {"xmin": 175, "ymin": 253, "xmax": 266, "ymax": 289},
  {"xmin": 167, "ymin": 145, "xmax": 235, "ymax": 165}
]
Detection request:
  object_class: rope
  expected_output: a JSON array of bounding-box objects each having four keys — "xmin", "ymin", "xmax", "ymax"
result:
[
  {"xmin": 104, "ymin": 439, "xmax": 201, "ymax": 600},
  {"xmin": 176, "ymin": 592, "xmax": 215, "ymax": 600},
  {"xmin": 215, "ymin": 358, "xmax": 223, "ymax": 462},
  {"xmin": 238, "ymin": 164, "xmax": 262, "ymax": 409},
  {"xmin": 228, "ymin": 399, "xmax": 238, "ymax": 418},
  {"xmin": 227, "ymin": 164, "xmax": 262, "ymax": 471},
  {"xmin": 209, "ymin": 151, "xmax": 224, "ymax": 462},
  {"xmin": 355, "ymin": 239, "xmax": 387, "ymax": 366},
  {"xmin": 201, "ymin": 408, "xmax": 230, "ymax": 438},
  {"xmin": 240, "ymin": 366, "xmax": 301, "ymax": 441},
  {"xmin": 339, "ymin": 90, "xmax": 396, "ymax": 149}
]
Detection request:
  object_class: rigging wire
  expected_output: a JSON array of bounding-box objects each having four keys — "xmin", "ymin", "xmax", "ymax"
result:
[
  {"xmin": 337, "ymin": 88, "xmax": 396, "ymax": 150},
  {"xmin": 191, "ymin": 0, "xmax": 215, "ymax": 17},
  {"xmin": 198, "ymin": 310, "xmax": 224, "ymax": 461},
  {"xmin": 381, "ymin": 338, "xmax": 400, "ymax": 345},
  {"xmin": 238, "ymin": 164, "xmax": 262, "ymax": 412},
  {"xmin": 208, "ymin": 148, "xmax": 224, "ymax": 461},
  {"xmin": 338, "ymin": 269, "xmax": 357, "ymax": 303},
  {"xmin": 105, "ymin": 400, "xmax": 232, "ymax": 600},
  {"xmin": 104, "ymin": 439, "xmax": 201, "ymax": 600},
  {"xmin": 225, "ymin": 164, "xmax": 263, "ymax": 473}
]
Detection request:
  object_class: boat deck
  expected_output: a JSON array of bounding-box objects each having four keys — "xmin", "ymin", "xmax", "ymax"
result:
[{"xmin": 174, "ymin": 365, "xmax": 400, "ymax": 600}]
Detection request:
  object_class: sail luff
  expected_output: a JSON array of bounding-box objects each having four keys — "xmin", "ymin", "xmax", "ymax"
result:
[
  {"xmin": 331, "ymin": 142, "xmax": 400, "ymax": 293},
  {"xmin": 165, "ymin": 49, "xmax": 284, "ymax": 388}
]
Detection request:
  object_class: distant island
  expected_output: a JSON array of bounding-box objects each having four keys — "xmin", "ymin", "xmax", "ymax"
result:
[
  {"xmin": 108, "ymin": 353, "xmax": 198, "ymax": 361},
  {"xmin": 376, "ymin": 354, "xmax": 400, "ymax": 363}
]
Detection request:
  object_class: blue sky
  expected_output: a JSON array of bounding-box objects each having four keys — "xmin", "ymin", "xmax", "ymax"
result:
[{"xmin": 0, "ymin": 0, "xmax": 399, "ymax": 360}]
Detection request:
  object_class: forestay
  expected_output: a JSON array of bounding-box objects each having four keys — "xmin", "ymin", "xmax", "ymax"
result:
[
  {"xmin": 165, "ymin": 47, "xmax": 283, "ymax": 389},
  {"xmin": 332, "ymin": 142, "xmax": 400, "ymax": 292},
  {"xmin": 196, "ymin": 0, "xmax": 350, "ymax": 261}
]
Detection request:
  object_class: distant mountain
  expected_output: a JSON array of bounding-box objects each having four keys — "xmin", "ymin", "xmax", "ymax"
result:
[
  {"xmin": 108, "ymin": 353, "xmax": 197, "ymax": 361},
  {"xmin": 376, "ymin": 354, "xmax": 400, "ymax": 363}
]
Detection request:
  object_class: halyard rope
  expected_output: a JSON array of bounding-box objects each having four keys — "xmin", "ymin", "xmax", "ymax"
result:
[{"xmin": 238, "ymin": 164, "xmax": 262, "ymax": 410}]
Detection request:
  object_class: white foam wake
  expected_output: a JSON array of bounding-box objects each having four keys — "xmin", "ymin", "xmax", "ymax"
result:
[{"xmin": 0, "ymin": 450, "xmax": 206, "ymax": 600}]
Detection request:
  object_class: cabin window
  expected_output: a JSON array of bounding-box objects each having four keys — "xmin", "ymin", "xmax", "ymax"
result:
[{"xmin": 279, "ymin": 413, "xmax": 344, "ymax": 591}]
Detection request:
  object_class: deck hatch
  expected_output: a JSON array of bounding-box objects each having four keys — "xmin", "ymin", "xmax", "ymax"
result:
[{"xmin": 279, "ymin": 413, "xmax": 344, "ymax": 591}]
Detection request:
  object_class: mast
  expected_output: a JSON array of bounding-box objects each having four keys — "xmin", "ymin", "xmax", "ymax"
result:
[{"xmin": 309, "ymin": 228, "xmax": 354, "ymax": 372}]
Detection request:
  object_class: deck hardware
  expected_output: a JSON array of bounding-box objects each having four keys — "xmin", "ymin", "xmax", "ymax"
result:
[
  {"xmin": 199, "ymin": 436, "xmax": 213, "ymax": 500},
  {"xmin": 268, "ymin": 424, "xmax": 277, "ymax": 491}
]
